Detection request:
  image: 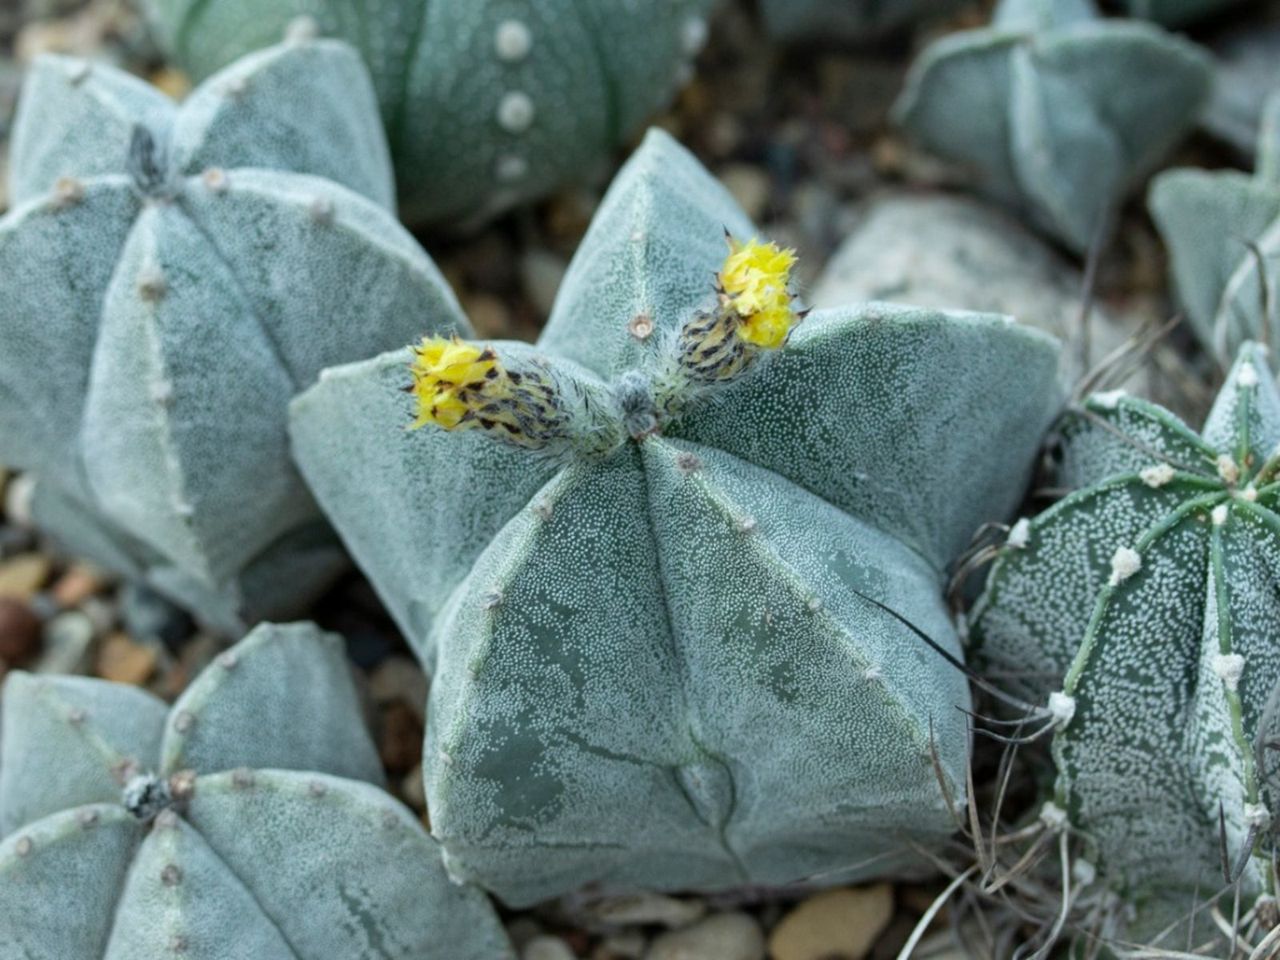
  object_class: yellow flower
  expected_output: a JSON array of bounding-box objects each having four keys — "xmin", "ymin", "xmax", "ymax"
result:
[
  {"xmin": 719, "ymin": 237, "xmax": 799, "ymax": 349},
  {"xmin": 407, "ymin": 335, "xmax": 504, "ymax": 431}
]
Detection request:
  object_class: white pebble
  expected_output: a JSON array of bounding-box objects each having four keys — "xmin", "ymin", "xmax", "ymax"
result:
[{"xmin": 647, "ymin": 912, "xmax": 764, "ymax": 960}]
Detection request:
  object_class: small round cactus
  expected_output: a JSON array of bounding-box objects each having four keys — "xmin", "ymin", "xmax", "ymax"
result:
[
  {"xmin": 290, "ymin": 129, "xmax": 1063, "ymax": 907},
  {"xmin": 0, "ymin": 622, "xmax": 513, "ymax": 959},
  {"xmin": 970, "ymin": 344, "xmax": 1280, "ymax": 910},
  {"xmin": 893, "ymin": 0, "xmax": 1212, "ymax": 255},
  {"xmin": 0, "ymin": 39, "xmax": 468, "ymax": 632},
  {"xmin": 1149, "ymin": 93, "xmax": 1280, "ymax": 368},
  {"xmin": 140, "ymin": 0, "xmax": 717, "ymax": 227}
]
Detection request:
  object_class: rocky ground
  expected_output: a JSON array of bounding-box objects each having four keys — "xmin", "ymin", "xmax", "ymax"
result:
[{"xmin": 0, "ymin": 0, "xmax": 1271, "ymax": 956}]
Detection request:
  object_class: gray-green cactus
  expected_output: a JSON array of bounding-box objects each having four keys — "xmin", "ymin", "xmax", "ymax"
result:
[
  {"xmin": 0, "ymin": 38, "xmax": 468, "ymax": 633},
  {"xmin": 0, "ymin": 621, "xmax": 514, "ymax": 959},
  {"xmin": 289, "ymin": 128, "xmax": 1063, "ymax": 907},
  {"xmin": 1149, "ymin": 93, "xmax": 1280, "ymax": 368},
  {"xmin": 1117, "ymin": 0, "xmax": 1249, "ymax": 26},
  {"xmin": 893, "ymin": 0, "xmax": 1212, "ymax": 255},
  {"xmin": 969, "ymin": 344, "xmax": 1280, "ymax": 907},
  {"xmin": 139, "ymin": 0, "xmax": 717, "ymax": 228},
  {"xmin": 757, "ymin": 0, "xmax": 962, "ymax": 44}
]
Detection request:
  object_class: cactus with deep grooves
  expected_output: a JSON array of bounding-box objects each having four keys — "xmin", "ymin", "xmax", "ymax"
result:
[
  {"xmin": 139, "ymin": 0, "xmax": 716, "ymax": 227},
  {"xmin": 0, "ymin": 622, "xmax": 514, "ymax": 960},
  {"xmin": 893, "ymin": 0, "xmax": 1212, "ymax": 255},
  {"xmin": 757, "ymin": 0, "xmax": 962, "ymax": 44},
  {"xmin": 0, "ymin": 38, "xmax": 468, "ymax": 633},
  {"xmin": 969, "ymin": 344, "xmax": 1280, "ymax": 907},
  {"xmin": 1149, "ymin": 93, "xmax": 1280, "ymax": 368},
  {"xmin": 289, "ymin": 129, "xmax": 1063, "ymax": 906}
]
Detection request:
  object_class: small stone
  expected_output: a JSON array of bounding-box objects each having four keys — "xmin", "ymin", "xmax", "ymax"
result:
[
  {"xmin": 524, "ymin": 935, "xmax": 577, "ymax": 960},
  {"xmin": 37, "ymin": 610, "xmax": 94, "ymax": 674},
  {"xmin": 150, "ymin": 67, "xmax": 191, "ymax": 100},
  {"xmin": 401, "ymin": 762, "xmax": 426, "ymax": 813},
  {"xmin": 768, "ymin": 885, "xmax": 894, "ymax": 960},
  {"xmin": 646, "ymin": 913, "xmax": 764, "ymax": 960},
  {"xmin": 719, "ymin": 164, "xmax": 770, "ymax": 222},
  {"xmin": 368, "ymin": 656, "xmax": 428, "ymax": 722},
  {"xmin": 379, "ymin": 700, "xmax": 424, "ymax": 775},
  {"xmin": 0, "ymin": 598, "xmax": 41, "ymax": 662},
  {"xmin": 96, "ymin": 632, "xmax": 158, "ymax": 686},
  {"xmin": 51, "ymin": 562, "xmax": 108, "ymax": 608},
  {"xmin": 596, "ymin": 931, "xmax": 647, "ymax": 959},
  {"xmin": 589, "ymin": 892, "xmax": 706, "ymax": 929},
  {"xmin": 0, "ymin": 553, "xmax": 51, "ymax": 599}
]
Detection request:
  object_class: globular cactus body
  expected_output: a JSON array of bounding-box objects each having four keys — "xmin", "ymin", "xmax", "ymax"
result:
[
  {"xmin": 971, "ymin": 344, "xmax": 1280, "ymax": 907},
  {"xmin": 290, "ymin": 130, "xmax": 1063, "ymax": 906},
  {"xmin": 1149, "ymin": 94, "xmax": 1280, "ymax": 367},
  {"xmin": 0, "ymin": 39, "xmax": 467, "ymax": 632},
  {"xmin": 0, "ymin": 622, "xmax": 514, "ymax": 959},
  {"xmin": 140, "ymin": 0, "xmax": 716, "ymax": 227},
  {"xmin": 893, "ymin": 0, "xmax": 1211, "ymax": 255}
]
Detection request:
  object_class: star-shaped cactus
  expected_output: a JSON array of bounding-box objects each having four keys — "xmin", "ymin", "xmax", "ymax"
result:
[
  {"xmin": 893, "ymin": 0, "xmax": 1211, "ymax": 254},
  {"xmin": 0, "ymin": 38, "xmax": 467, "ymax": 632},
  {"xmin": 289, "ymin": 129, "xmax": 1063, "ymax": 906},
  {"xmin": 1149, "ymin": 93, "xmax": 1280, "ymax": 367},
  {"xmin": 970, "ymin": 344, "xmax": 1280, "ymax": 904},
  {"xmin": 0, "ymin": 622, "xmax": 513, "ymax": 959},
  {"xmin": 139, "ymin": 0, "xmax": 717, "ymax": 226}
]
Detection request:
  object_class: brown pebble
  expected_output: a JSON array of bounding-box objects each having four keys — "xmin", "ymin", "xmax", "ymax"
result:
[
  {"xmin": 96, "ymin": 632, "xmax": 158, "ymax": 686},
  {"xmin": 51, "ymin": 563, "xmax": 108, "ymax": 608},
  {"xmin": 769, "ymin": 885, "xmax": 894, "ymax": 960},
  {"xmin": 0, "ymin": 597, "xmax": 42, "ymax": 662},
  {"xmin": 0, "ymin": 553, "xmax": 52, "ymax": 599},
  {"xmin": 378, "ymin": 701, "xmax": 424, "ymax": 775}
]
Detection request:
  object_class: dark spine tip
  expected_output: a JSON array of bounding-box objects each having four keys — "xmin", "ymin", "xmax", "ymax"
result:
[{"xmin": 127, "ymin": 125, "xmax": 169, "ymax": 198}]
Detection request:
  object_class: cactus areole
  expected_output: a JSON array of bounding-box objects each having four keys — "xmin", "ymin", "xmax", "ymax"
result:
[{"xmin": 290, "ymin": 130, "xmax": 1062, "ymax": 906}]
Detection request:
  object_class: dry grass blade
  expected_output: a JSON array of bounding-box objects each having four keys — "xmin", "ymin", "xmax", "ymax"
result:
[{"xmin": 896, "ymin": 865, "xmax": 979, "ymax": 960}]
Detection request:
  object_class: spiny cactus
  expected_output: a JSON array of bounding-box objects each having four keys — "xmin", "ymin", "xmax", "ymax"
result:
[
  {"xmin": 893, "ymin": 0, "xmax": 1212, "ymax": 255},
  {"xmin": 0, "ymin": 622, "xmax": 514, "ymax": 959},
  {"xmin": 1149, "ymin": 93, "xmax": 1280, "ymax": 368},
  {"xmin": 969, "ymin": 344, "xmax": 1280, "ymax": 907},
  {"xmin": 289, "ymin": 129, "xmax": 1063, "ymax": 907},
  {"xmin": 0, "ymin": 38, "xmax": 468, "ymax": 633},
  {"xmin": 757, "ymin": 0, "xmax": 962, "ymax": 44},
  {"xmin": 139, "ymin": 0, "xmax": 717, "ymax": 228}
]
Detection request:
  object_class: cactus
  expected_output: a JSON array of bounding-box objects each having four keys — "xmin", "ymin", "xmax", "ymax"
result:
[
  {"xmin": 1116, "ymin": 0, "xmax": 1248, "ymax": 26},
  {"xmin": 138, "ymin": 0, "xmax": 717, "ymax": 228},
  {"xmin": 0, "ymin": 38, "xmax": 468, "ymax": 633},
  {"xmin": 757, "ymin": 0, "xmax": 962, "ymax": 44},
  {"xmin": 969, "ymin": 344, "xmax": 1280, "ymax": 907},
  {"xmin": 0, "ymin": 621, "xmax": 514, "ymax": 959},
  {"xmin": 289, "ymin": 129, "xmax": 1063, "ymax": 907},
  {"xmin": 1149, "ymin": 93, "xmax": 1280, "ymax": 369},
  {"xmin": 893, "ymin": 0, "xmax": 1212, "ymax": 255}
]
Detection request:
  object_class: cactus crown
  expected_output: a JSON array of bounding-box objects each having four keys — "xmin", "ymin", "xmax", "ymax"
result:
[{"xmin": 407, "ymin": 237, "xmax": 802, "ymax": 459}]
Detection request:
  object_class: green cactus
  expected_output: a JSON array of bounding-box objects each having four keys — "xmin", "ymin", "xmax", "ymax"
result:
[
  {"xmin": 289, "ymin": 129, "xmax": 1063, "ymax": 907},
  {"xmin": 969, "ymin": 344, "xmax": 1280, "ymax": 907},
  {"xmin": 138, "ymin": 0, "xmax": 717, "ymax": 228},
  {"xmin": 757, "ymin": 0, "xmax": 963, "ymax": 44},
  {"xmin": 1149, "ymin": 93, "xmax": 1280, "ymax": 369},
  {"xmin": 892, "ymin": 0, "xmax": 1212, "ymax": 255},
  {"xmin": 0, "ymin": 621, "xmax": 514, "ymax": 959},
  {"xmin": 1117, "ymin": 0, "xmax": 1249, "ymax": 26},
  {"xmin": 0, "ymin": 38, "xmax": 468, "ymax": 633}
]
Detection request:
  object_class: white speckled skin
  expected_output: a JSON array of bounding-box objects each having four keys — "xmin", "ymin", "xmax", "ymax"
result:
[
  {"xmin": 0, "ymin": 40, "xmax": 470, "ymax": 633},
  {"xmin": 141, "ymin": 0, "xmax": 718, "ymax": 227},
  {"xmin": 893, "ymin": 0, "xmax": 1211, "ymax": 255},
  {"xmin": 0, "ymin": 623, "xmax": 514, "ymax": 960},
  {"xmin": 757, "ymin": 0, "xmax": 963, "ymax": 43},
  {"xmin": 971, "ymin": 344, "xmax": 1280, "ymax": 908},
  {"xmin": 1148, "ymin": 94, "xmax": 1280, "ymax": 367},
  {"xmin": 290, "ymin": 130, "xmax": 1063, "ymax": 906}
]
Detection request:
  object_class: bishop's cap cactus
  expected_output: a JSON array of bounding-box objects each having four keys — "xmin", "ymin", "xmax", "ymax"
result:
[{"xmin": 290, "ymin": 128, "xmax": 1063, "ymax": 907}]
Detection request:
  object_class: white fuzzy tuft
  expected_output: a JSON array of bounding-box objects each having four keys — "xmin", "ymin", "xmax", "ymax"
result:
[
  {"xmin": 1007, "ymin": 517, "xmax": 1032, "ymax": 549},
  {"xmin": 1246, "ymin": 802, "xmax": 1271, "ymax": 830},
  {"xmin": 494, "ymin": 20, "xmax": 533, "ymax": 61},
  {"xmin": 1093, "ymin": 389, "xmax": 1127, "ymax": 410},
  {"xmin": 1108, "ymin": 546, "xmax": 1141, "ymax": 586},
  {"xmin": 1072, "ymin": 858, "xmax": 1097, "ymax": 887},
  {"xmin": 1048, "ymin": 691, "xmax": 1076, "ymax": 726},
  {"xmin": 1040, "ymin": 801, "xmax": 1068, "ymax": 831},
  {"xmin": 1238, "ymin": 362, "xmax": 1259, "ymax": 388},
  {"xmin": 1212, "ymin": 503, "xmax": 1230, "ymax": 527},
  {"xmin": 1212, "ymin": 653, "xmax": 1245, "ymax": 691},
  {"xmin": 497, "ymin": 91, "xmax": 535, "ymax": 133},
  {"xmin": 1139, "ymin": 463, "xmax": 1176, "ymax": 488},
  {"xmin": 1217, "ymin": 454, "xmax": 1240, "ymax": 485},
  {"xmin": 1242, "ymin": 485, "xmax": 1259, "ymax": 503}
]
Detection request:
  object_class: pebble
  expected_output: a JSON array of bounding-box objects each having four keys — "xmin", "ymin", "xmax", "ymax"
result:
[
  {"xmin": 3, "ymin": 474, "xmax": 36, "ymax": 528},
  {"xmin": 594, "ymin": 931, "xmax": 647, "ymax": 959},
  {"xmin": 719, "ymin": 164, "xmax": 770, "ymax": 222},
  {"xmin": 96, "ymin": 632, "xmax": 157, "ymax": 686},
  {"xmin": 37, "ymin": 609, "xmax": 94, "ymax": 674},
  {"xmin": 378, "ymin": 700, "xmax": 423, "ymax": 775},
  {"xmin": 368, "ymin": 655, "xmax": 428, "ymax": 722},
  {"xmin": 0, "ymin": 553, "xmax": 51, "ymax": 598},
  {"xmin": 0, "ymin": 597, "xmax": 42, "ymax": 662},
  {"xmin": 524, "ymin": 936, "xmax": 577, "ymax": 960},
  {"xmin": 646, "ymin": 913, "xmax": 764, "ymax": 960},
  {"xmin": 51, "ymin": 562, "xmax": 108, "ymax": 608},
  {"xmin": 769, "ymin": 885, "xmax": 894, "ymax": 960},
  {"xmin": 400, "ymin": 762, "xmax": 426, "ymax": 813},
  {"xmin": 587, "ymin": 893, "xmax": 706, "ymax": 929}
]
